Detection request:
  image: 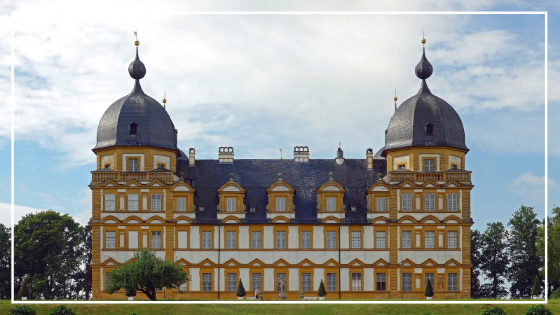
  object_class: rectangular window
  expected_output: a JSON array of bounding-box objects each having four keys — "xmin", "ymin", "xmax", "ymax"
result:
[
  {"xmin": 301, "ymin": 273, "xmax": 311, "ymax": 292},
  {"xmin": 351, "ymin": 273, "xmax": 362, "ymax": 291},
  {"xmin": 227, "ymin": 273, "xmax": 237, "ymax": 292},
  {"xmin": 252, "ymin": 273, "xmax": 262, "ymax": 291},
  {"xmin": 276, "ymin": 231, "xmax": 286, "ymax": 249},
  {"xmin": 377, "ymin": 198, "xmax": 386, "ymax": 211},
  {"xmin": 227, "ymin": 198, "xmax": 236, "ymax": 212},
  {"xmin": 128, "ymin": 194, "xmax": 138, "ymax": 211},
  {"xmin": 151, "ymin": 231, "xmax": 161, "ymax": 249},
  {"xmin": 402, "ymin": 193, "xmax": 412, "ymax": 211},
  {"xmin": 376, "ymin": 273, "xmax": 386, "ymax": 291},
  {"xmin": 448, "ymin": 231, "xmax": 457, "ymax": 249},
  {"xmin": 251, "ymin": 231, "xmax": 262, "ymax": 249},
  {"xmin": 105, "ymin": 272, "xmax": 111, "ymax": 289},
  {"xmin": 202, "ymin": 273, "xmax": 212, "ymax": 291},
  {"xmin": 151, "ymin": 194, "xmax": 161, "ymax": 211},
  {"xmin": 202, "ymin": 231, "xmax": 212, "ymax": 249},
  {"xmin": 177, "ymin": 231, "xmax": 188, "ymax": 249},
  {"xmin": 425, "ymin": 231, "xmax": 435, "ymax": 249},
  {"xmin": 425, "ymin": 273, "xmax": 435, "ymax": 289},
  {"xmin": 227, "ymin": 231, "xmax": 237, "ymax": 249},
  {"xmin": 128, "ymin": 158, "xmax": 139, "ymax": 172},
  {"xmin": 376, "ymin": 231, "xmax": 386, "ymax": 249},
  {"xmin": 403, "ymin": 273, "xmax": 412, "ymax": 291},
  {"xmin": 425, "ymin": 194, "xmax": 435, "ymax": 211},
  {"xmin": 448, "ymin": 273, "xmax": 457, "ymax": 291},
  {"xmin": 301, "ymin": 231, "xmax": 311, "ymax": 249},
  {"xmin": 424, "ymin": 159, "xmax": 434, "ymax": 172},
  {"xmin": 351, "ymin": 231, "xmax": 361, "ymax": 249},
  {"xmin": 326, "ymin": 197, "xmax": 336, "ymax": 211},
  {"xmin": 326, "ymin": 231, "xmax": 337, "ymax": 249},
  {"xmin": 179, "ymin": 276, "xmax": 188, "ymax": 291},
  {"xmin": 402, "ymin": 231, "xmax": 412, "ymax": 249},
  {"xmin": 276, "ymin": 273, "xmax": 286, "ymax": 291},
  {"xmin": 448, "ymin": 194, "xmax": 458, "ymax": 211},
  {"xmin": 327, "ymin": 273, "xmax": 337, "ymax": 291},
  {"xmin": 276, "ymin": 197, "xmax": 285, "ymax": 211},
  {"xmin": 105, "ymin": 194, "xmax": 115, "ymax": 211},
  {"xmin": 176, "ymin": 198, "xmax": 186, "ymax": 212},
  {"xmin": 105, "ymin": 231, "xmax": 115, "ymax": 249}
]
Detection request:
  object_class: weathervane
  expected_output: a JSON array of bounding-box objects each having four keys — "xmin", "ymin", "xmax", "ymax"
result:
[
  {"xmin": 279, "ymin": 148, "xmax": 283, "ymax": 160},
  {"xmin": 134, "ymin": 30, "xmax": 139, "ymax": 46},
  {"xmin": 163, "ymin": 91, "xmax": 167, "ymax": 109}
]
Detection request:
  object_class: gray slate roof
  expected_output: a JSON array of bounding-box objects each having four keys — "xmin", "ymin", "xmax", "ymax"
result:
[{"xmin": 176, "ymin": 158, "xmax": 386, "ymax": 223}]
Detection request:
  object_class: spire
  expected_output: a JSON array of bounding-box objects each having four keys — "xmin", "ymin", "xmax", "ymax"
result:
[
  {"xmin": 415, "ymin": 34, "xmax": 433, "ymax": 95},
  {"xmin": 163, "ymin": 91, "xmax": 167, "ymax": 109},
  {"xmin": 128, "ymin": 31, "xmax": 146, "ymax": 94},
  {"xmin": 394, "ymin": 89, "xmax": 398, "ymax": 111}
]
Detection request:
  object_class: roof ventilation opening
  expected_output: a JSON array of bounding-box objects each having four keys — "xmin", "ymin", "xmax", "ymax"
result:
[
  {"xmin": 366, "ymin": 148, "xmax": 374, "ymax": 170},
  {"xmin": 425, "ymin": 122, "xmax": 433, "ymax": 136},
  {"xmin": 218, "ymin": 147, "xmax": 234, "ymax": 163},
  {"xmin": 128, "ymin": 122, "xmax": 138, "ymax": 145},
  {"xmin": 294, "ymin": 146, "xmax": 309, "ymax": 162},
  {"xmin": 189, "ymin": 148, "xmax": 196, "ymax": 166},
  {"xmin": 335, "ymin": 145, "xmax": 344, "ymax": 165}
]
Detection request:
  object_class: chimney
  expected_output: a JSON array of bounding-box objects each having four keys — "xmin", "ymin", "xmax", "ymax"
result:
[
  {"xmin": 293, "ymin": 146, "xmax": 309, "ymax": 162},
  {"xmin": 189, "ymin": 148, "xmax": 196, "ymax": 166},
  {"xmin": 366, "ymin": 148, "xmax": 374, "ymax": 170},
  {"xmin": 218, "ymin": 147, "xmax": 234, "ymax": 163},
  {"xmin": 335, "ymin": 146, "xmax": 344, "ymax": 165}
]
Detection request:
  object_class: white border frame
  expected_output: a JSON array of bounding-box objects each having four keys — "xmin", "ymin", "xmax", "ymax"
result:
[{"xmin": 10, "ymin": 11, "xmax": 548, "ymax": 305}]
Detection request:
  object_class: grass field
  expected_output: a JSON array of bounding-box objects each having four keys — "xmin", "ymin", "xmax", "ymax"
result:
[{"xmin": 1, "ymin": 299, "xmax": 559, "ymax": 315}]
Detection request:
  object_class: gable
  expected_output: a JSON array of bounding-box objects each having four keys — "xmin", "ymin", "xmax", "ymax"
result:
[
  {"xmin": 271, "ymin": 186, "xmax": 290, "ymax": 192},
  {"xmin": 173, "ymin": 186, "xmax": 191, "ymax": 192},
  {"xmin": 323, "ymin": 186, "xmax": 340, "ymax": 192},
  {"xmin": 372, "ymin": 186, "xmax": 389, "ymax": 192}
]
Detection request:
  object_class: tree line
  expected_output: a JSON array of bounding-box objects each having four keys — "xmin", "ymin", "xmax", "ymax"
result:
[{"xmin": 0, "ymin": 205, "xmax": 555, "ymax": 300}]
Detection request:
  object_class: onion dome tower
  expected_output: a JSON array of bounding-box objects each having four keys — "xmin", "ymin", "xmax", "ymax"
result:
[
  {"xmin": 93, "ymin": 38, "xmax": 178, "ymax": 151},
  {"xmin": 383, "ymin": 37, "xmax": 467, "ymax": 154}
]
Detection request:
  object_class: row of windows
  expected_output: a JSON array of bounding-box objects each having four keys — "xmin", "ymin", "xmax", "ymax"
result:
[
  {"xmin": 106, "ymin": 230, "xmax": 458, "ymax": 250},
  {"xmin": 396, "ymin": 194, "xmax": 457, "ymax": 211},
  {"xmin": 104, "ymin": 194, "xmax": 164, "ymax": 211}
]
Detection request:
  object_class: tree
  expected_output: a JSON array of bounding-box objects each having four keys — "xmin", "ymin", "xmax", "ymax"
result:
[
  {"xmin": 425, "ymin": 279, "xmax": 434, "ymax": 298},
  {"xmin": 14, "ymin": 210, "xmax": 86, "ymax": 300},
  {"xmin": 0, "ymin": 223, "xmax": 11, "ymax": 300},
  {"xmin": 537, "ymin": 206, "xmax": 560, "ymax": 295},
  {"xmin": 73, "ymin": 225, "xmax": 92, "ymax": 300},
  {"xmin": 317, "ymin": 279, "xmax": 327, "ymax": 297},
  {"xmin": 236, "ymin": 279, "xmax": 246, "ymax": 298},
  {"xmin": 531, "ymin": 276, "xmax": 542, "ymax": 298},
  {"xmin": 18, "ymin": 278, "xmax": 30, "ymax": 300},
  {"xmin": 105, "ymin": 248, "xmax": 188, "ymax": 301},
  {"xmin": 479, "ymin": 222, "xmax": 509, "ymax": 298},
  {"xmin": 507, "ymin": 205, "xmax": 543, "ymax": 298},
  {"xmin": 470, "ymin": 229, "xmax": 484, "ymax": 298}
]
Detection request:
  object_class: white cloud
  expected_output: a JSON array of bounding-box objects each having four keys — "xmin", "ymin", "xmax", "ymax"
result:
[
  {"xmin": 507, "ymin": 172, "xmax": 557, "ymax": 205},
  {"xmin": 0, "ymin": 202, "xmax": 43, "ymax": 226}
]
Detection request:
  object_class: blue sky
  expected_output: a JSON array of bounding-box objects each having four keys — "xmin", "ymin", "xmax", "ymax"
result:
[{"xmin": 0, "ymin": 2, "xmax": 558, "ymax": 233}]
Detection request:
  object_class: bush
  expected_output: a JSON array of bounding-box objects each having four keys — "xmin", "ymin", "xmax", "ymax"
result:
[
  {"xmin": 317, "ymin": 279, "xmax": 327, "ymax": 297},
  {"xmin": 552, "ymin": 288, "xmax": 560, "ymax": 299},
  {"xmin": 236, "ymin": 279, "xmax": 246, "ymax": 297},
  {"xmin": 17, "ymin": 278, "xmax": 30, "ymax": 300},
  {"xmin": 49, "ymin": 306, "xmax": 76, "ymax": 315},
  {"xmin": 525, "ymin": 305, "xmax": 553, "ymax": 315},
  {"xmin": 531, "ymin": 276, "xmax": 542, "ymax": 298},
  {"xmin": 480, "ymin": 306, "xmax": 506, "ymax": 315},
  {"xmin": 9, "ymin": 305, "xmax": 37, "ymax": 315},
  {"xmin": 425, "ymin": 279, "xmax": 434, "ymax": 298}
]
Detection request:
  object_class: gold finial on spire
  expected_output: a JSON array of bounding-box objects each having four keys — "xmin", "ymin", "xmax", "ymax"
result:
[
  {"xmin": 134, "ymin": 30, "xmax": 139, "ymax": 46},
  {"xmin": 339, "ymin": 141, "xmax": 341, "ymax": 148},
  {"xmin": 394, "ymin": 89, "xmax": 398, "ymax": 102},
  {"xmin": 421, "ymin": 29, "xmax": 426, "ymax": 47},
  {"xmin": 279, "ymin": 148, "xmax": 283, "ymax": 160},
  {"xmin": 162, "ymin": 91, "xmax": 167, "ymax": 109}
]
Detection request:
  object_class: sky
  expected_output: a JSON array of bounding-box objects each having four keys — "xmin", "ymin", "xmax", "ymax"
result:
[{"xmin": 0, "ymin": 0, "xmax": 558, "ymax": 234}]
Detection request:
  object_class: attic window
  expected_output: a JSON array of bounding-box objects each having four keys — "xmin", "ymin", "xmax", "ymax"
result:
[
  {"xmin": 250, "ymin": 207, "xmax": 256, "ymax": 212},
  {"xmin": 105, "ymin": 164, "xmax": 111, "ymax": 169},
  {"xmin": 199, "ymin": 206, "xmax": 205, "ymax": 212},
  {"xmin": 186, "ymin": 177, "xmax": 195, "ymax": 187},
  {"xmin": 351, "ymin": 206, "xmax": 357, "ymax": 212},
  {"xmin": 425, "ymin": 123, "xmax": 433, "ymax": 136},
  {"xmin": 129, "ymin": 122, "xmax": 138, "ymax": 135},
  {"xmin": 157, "ymin": 164, "xmax": 164, "ymax": 169}
]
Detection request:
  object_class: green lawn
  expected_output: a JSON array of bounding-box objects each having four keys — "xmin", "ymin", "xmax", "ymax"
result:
[{"xmin": 1, "ymin": 299, "xmax": 558, "ymax": 315}]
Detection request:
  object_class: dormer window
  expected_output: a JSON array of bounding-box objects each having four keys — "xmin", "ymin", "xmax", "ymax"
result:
[
  {"xmin": 425, "ymin": 122, "xmax": 433, "ymax": 136},
  {"xmin": 129, "ymin": 122, "xmax": 138, "ymax": 135},
  {"xmin": 266, "ymin": 173, "xmax": 296, "ymax": 221},
  {"xmin": 424, "ymin": 159, "xmax": 435, "ymax": 172},
  {"xmin": 217, "ymin": 173, "xmax": 247, "ymax": 220},
  {"xmin": 316, "ymin": 173, "xmax": 346, "ymax": 220},
  {"xmin": 128, "ymin": 158, "xmax": 139, "ymax": 172}
]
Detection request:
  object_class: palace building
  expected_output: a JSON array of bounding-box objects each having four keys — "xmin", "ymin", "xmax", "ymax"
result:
[{"xmin": 89, "ymin": 36, "xmax": 473, "ymax": 300}]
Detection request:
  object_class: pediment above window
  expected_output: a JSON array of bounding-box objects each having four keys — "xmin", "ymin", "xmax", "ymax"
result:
[
  {"xmin": 217, "ymin": 173, "xmax": 246, "ymax": 220},
  {"xmin": 316, "ymin": 173, "xmax": 346, "ymax": 218},
  {"xmin": 266, "ymin": 173, "xmax": 295, "ymax": 220}
]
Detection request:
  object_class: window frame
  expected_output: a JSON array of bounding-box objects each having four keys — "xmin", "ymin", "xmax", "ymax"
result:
[
  {"xmin": 301, "ymin": 273, "xmax": 312, "ymax": 292},
  {"xmin": 128, "ymin": 194, "xmax": 139, "ymax": 211},
  {"xmin": 425, "ymin": 194, "xmax": 435, "ymax": 211},
  {"xmin": 326, "ymin": 231, "xmax": 337, "ymax": 249},
  {"xmin": 375, "ymin": 231, "xmax": 386, "ymax": 249},
  {"xmin": 402, "ymin": 193, "xmax": 412, "ymax": 211},
  {"xmin": 105, "ymin": 231, "xmax": 116, "ymax": 249},
  {"xmin": 424, "ymin": 159, "xmax": 435, "ymax": 172},
  {"xmin": 226, "ymin": 231, "xmax": 237, "ymax": 249},
  {"xmin": 251, "ymin": 231, "xmax": 262, "ymax": 249},
  {"xmin": 251, "ymin": 273, "xmax": 262, "ymax": 291},
  {"xmin": 402, "ymin": 273, "xmax": 412, "ymax": 291},
  {"xmin": 105, "ymin": 194, "xmax": 116, "ymax": 211},
  {"xmin": 151, "ymin": 231, "xmax": 162, "ymax": 249},
  {"xmin": 275, "ymin": 230, "xmax": 287, "ymax": 249},
  {"xmin": 202, "ymin": 273, "xmax": 213, "ymax": 292},
  {"xmin": 351, "ymin": 273, "xmax": 362, "ymax": 291},
  {"xmin": 376, "ymin": 197, "xmax": 386, "ymax": 212},
  {"xmin": 176, "ymin": 197, "xmax": 186, "ymax": 212},
  {"xmin": 448, "ymin": 273, "xmax": 458, "ymax": 291},
  {"xmin": 447, "ymin": 231, "xmax": 458, "ymax": 249},
  {"xmin": 300, "ymin": 231, "xmax": 311, "ymax": 249},
  {"xmin": 151, "ymin": 194, "xmax": 162, "ymax": 211},
  {"xmin": 276, "ymin": 197, "xmax": 286, "ymax": 212},
  {"xmin": 128, "ymin": 158, "xmax": 139, "ymax": 172},
  {"xmin": 227, "ymin": 273, "xmax": 237, "ymax": 292},
  {"xmin": 201, "ymin": 230, "xmax": 213, "ymax": 249},
  {"xmin": 447, "ymin": 194, "xmax": 458, "ymax": 211},
  {"xmin": 402, "ymin": 231, "xmax": 412, "ymax": 249},
  {"xmin": 326, "ymin": 197, "xmax": 336, "ymax": 211},
  {"xmin": 326, "ymin": 273, "xmax": 337, "ymax": 291},
  {"xmin": 351, "ymin": 231, "xmax": 362, "ymax": 249},
  {"xmin": 376, "ymin": 273, "xmax": 386, "ymax": 291},
  {"xmin": 425, "ymin": 231, "xmax": 435, "ymax": 249},
  {"xmin": 227, "ymin": 197, "xmax": 236, "ymax": 212}
]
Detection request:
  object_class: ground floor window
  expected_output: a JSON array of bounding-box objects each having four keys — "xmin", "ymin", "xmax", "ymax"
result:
[
  {"xmin": 376, "ymin": 273, "xmax": 386, "ymax": 291},
  {"xmin": 301, "ymin": 273, "xmax": 311, "ymax": 292},
  {"xmin": 351, "ymin": 273, "xmax": 362, "ymax": 291},
  {"xmin": 227, "ymin": 273, "xmax": 237, "ymax": 292},
  {"xmin": 425, "ymin": 273, "xmax": 435, "ymax": 289},
  {"xmin": 448, "ymin": 273, "xmax": 457, "ymax": 291},
  {"xmin": 327, "ymin": 273, "xmax": 337, "ymax": 291},
  {"xmin": 403, "ymin": 273, "xmax": 412, "ymax": 291},
  {"xmin": 252, "ymin": 273, "xmax": 262, "ymax": 291},
  {"xmin": 276, "ymin": 273, "xmax": 287, "ymax": 291},
  {"xmin": 202, "ymin": 273, "xmax": 212, "ymax": 291}
]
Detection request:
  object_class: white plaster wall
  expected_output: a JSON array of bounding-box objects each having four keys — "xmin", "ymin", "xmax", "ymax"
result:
[
  {"xmin": 190, "ymin": 268, "xmax": 200, "ymax": 291},
  {"xmin": 100, "ymin": 155, "xmax": 114, "ymax": 168},
  {"xmin": 217, "ymin": 213, "xmax": 245, "ymax": 220},
  {"xmin": 392, "ymin": 155, "xmax": 410, "ymax": 170},
  {"xmin": 219, "ymin": 269, "xmax": 226, "ymax": 291},
  {"xmin": 267, "ymin": 212, "xmax": 296, "ymax": 219},
  {"xmin": 313, "ymin": 268, "xmax": 324, "ymax": 290},
  {"xmin": 340, "ymin": 251, "xmax": 390, "ymax": 265},
  {"xmin": 178, "ymin": 231, "xmax": 188, "ymax": 249},
  {"xmin": 364, "ymin": 226, "xmax": 374, "ymax": 249},
  {"xmin": 129, "ymin": 231, "xmax": 138, "ymax": 249},
  {"xmin": 364, "ymin": 268, "xmax": 374, "ymax": 291},
  {"xmin": 190, "ymin": 226, "xmax": 199, "ymax": 249},
  {"xmin": 142, "ymin": 232, "xmax": 148, "ymax": 248},
  {"xmin": 397, "ymin": 212, "xmax": 460, "ymax": 221},
  {"xmin": 240, "ymin": 268, "xmax": 250, "ymax": 289},
  {"xmin": 263, "ymin": 226, "xmax": 274, "ymax": 249},
  {"xmin": 216, "ymin": 226, "xmax": 222, "ymax": 249},
  {"xmin": 398, "ymin": 251, "xmax": 462, "ymax": 265},
  {"xmin": 153, "ymin": 155, "xmax": 171, "ymax": 170},
  {"xmin": 340, "ymin": 226, "xmax": 349, "ymax": 249},
  {"xmin": 173, "ymin": 213, "xmax": 196, "ymax": 219},
  {"xmin": 101, "ymin": 212, "xmax": 166, "ymax": 222},
  {"xmin": 317, "ymin": 212, "xmax": 345, "ymax": 219},
  {"xmin": 313, "ymin": 226, "xmax": 324, "ymax": 249},
  {"xmin": 176, "ymin": 251, "xmax": 219, "ymax": 264},
  {"xmin": 449, "ymin": 155, "xmax": 462, "ymax": 170},
  {"xmin": 288, "ymin": 226, "xmax": 299, "ymax": 249},
  {"xmin": 239, "ymin": 226, "xmax": 249, "ymax": 249},
  {"xmin": 340, "ymin": 268, "xmax": 349, "ymax": 291},
  {"xmin": 264, "ymin": 268, "xmax": 275, "ymax": 291},
  {"xmin": 101, "ymin": 250, "xmax": 165, "ymax": 263},
  {"xmin": 289, "ymin": 268, "xmax": 299, "ymax": 291}
]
